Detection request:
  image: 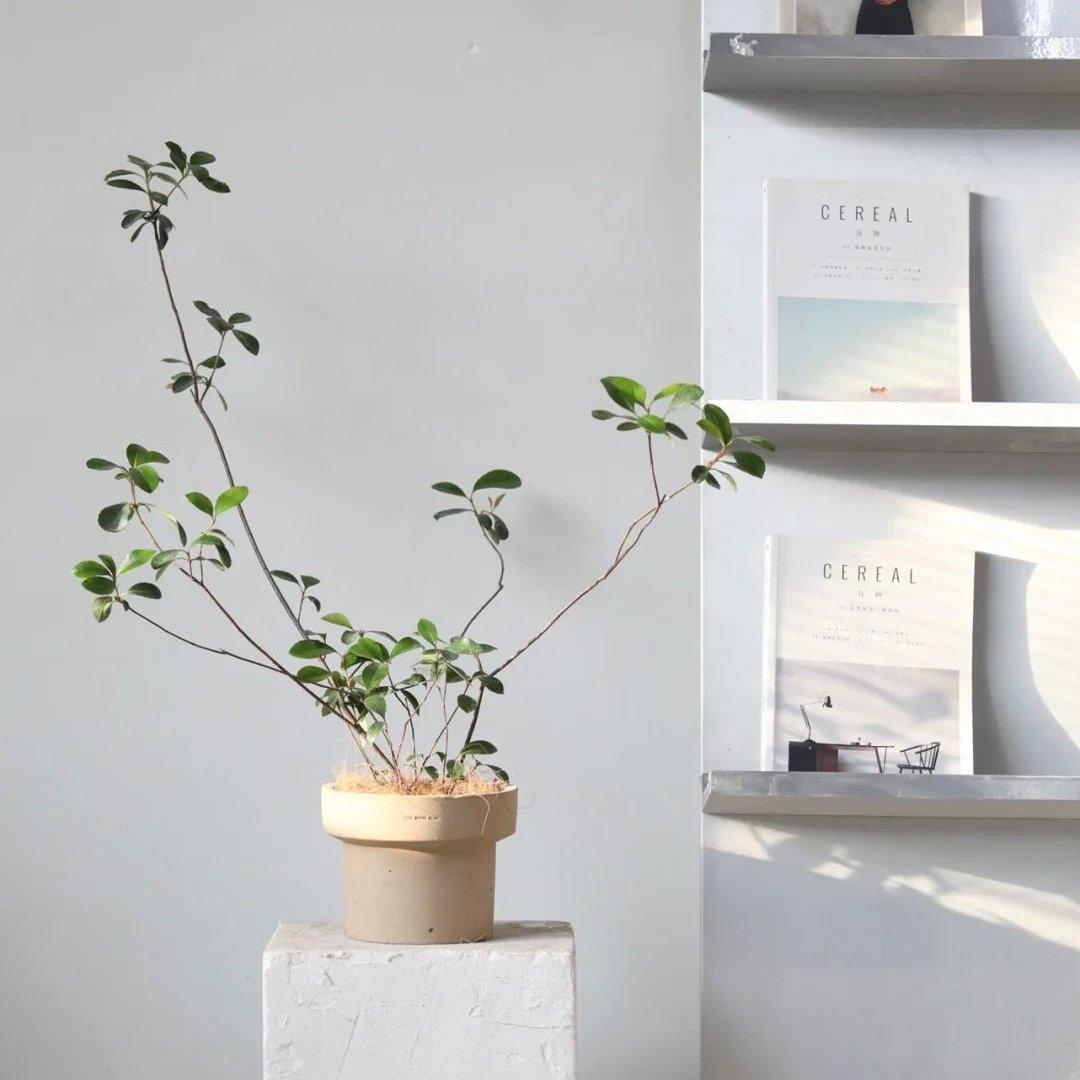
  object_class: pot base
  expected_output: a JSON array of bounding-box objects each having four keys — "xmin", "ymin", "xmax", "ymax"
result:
[{"xmin": 342, "ymin": 838, "xmax": 497, "ymax": 944}]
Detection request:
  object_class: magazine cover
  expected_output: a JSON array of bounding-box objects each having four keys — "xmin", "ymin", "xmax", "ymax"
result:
[
  {"xmin": 761, "ymin": 536, "xmax": 975, "ymax": 774},
  {"xmin": 778, "ymin": 0, "xmax": 983, "ymax": 36},
  {"xmin": 764, "ymin": 178, "xmax": 971, "ymax": 402}
]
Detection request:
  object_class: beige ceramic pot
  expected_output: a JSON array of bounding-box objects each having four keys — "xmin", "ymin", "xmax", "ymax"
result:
[{"xmin": 321, "ymin": 784, "xmax": 518, "ymax": 944}]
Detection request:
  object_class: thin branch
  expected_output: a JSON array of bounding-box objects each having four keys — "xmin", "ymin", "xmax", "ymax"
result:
[
  {"xmin": 148, "ymin": 234, "xmax": 308, "ymax": 639},
  {"xmin": 126, "ymin": 606, "xmax": 280, "ymax": 672},
  {"xmin": 647, "ymin": 433, "xmax": 661, "ymax": 505},
  {"xmin": 460, "ymin": 500, "xmax": 506, "ymax": 637},
  {"xmin": 491, "ymin": 445, "xmax": 730, "ymax": 679}
]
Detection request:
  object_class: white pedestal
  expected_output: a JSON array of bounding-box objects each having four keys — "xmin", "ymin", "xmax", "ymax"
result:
[{"xmin": 263, "ymin": 921, "xmax": 576, "ymax": 1080}]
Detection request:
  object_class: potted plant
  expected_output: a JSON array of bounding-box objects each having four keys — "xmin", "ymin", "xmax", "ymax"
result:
[{"xmin": 74, "ymin": 141, "xmax": 773, "ymax": 944}]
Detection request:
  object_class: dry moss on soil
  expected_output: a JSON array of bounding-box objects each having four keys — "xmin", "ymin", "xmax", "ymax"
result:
[{"xmin": 332, "ymin": 767, "xmax": 508, "ymax": 797}]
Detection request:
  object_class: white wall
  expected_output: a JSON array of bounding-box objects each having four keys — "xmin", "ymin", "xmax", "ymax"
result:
[
  {"xmin": 0, "ymin": 3, "xmax": 704, "ymax": 1078},
  {"xmin": 703, "ymin": 2, "xmax": 1080, "ymax": 1077}
]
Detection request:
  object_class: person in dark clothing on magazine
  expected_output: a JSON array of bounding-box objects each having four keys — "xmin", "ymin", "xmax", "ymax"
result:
[{"xmin": 857, "ymin": 0, "xmax": 915, "ymax": 34}]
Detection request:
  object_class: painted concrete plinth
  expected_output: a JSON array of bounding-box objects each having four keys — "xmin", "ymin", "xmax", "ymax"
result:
[{"xmin": 263, "ymin": 921, "xmax": 575, "ymax": 1080}]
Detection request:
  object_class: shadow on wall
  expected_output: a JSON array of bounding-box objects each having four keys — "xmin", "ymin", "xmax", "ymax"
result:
[
  {"xmin": 970, "ymin": 193, "xmax": 1080, "ymax": 403},
  {"xmin": 973, "ymin": 553, "xmax": 1080, "ymax": 773},
  {"xmin": 702, "ymin": 814, "xmax": 1080, "ymax": 1080}
]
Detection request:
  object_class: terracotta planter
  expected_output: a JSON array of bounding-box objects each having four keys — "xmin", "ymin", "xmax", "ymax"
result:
[{"xmin": 321, "ymin": 784, "xmax": 518, "ymax": 944}]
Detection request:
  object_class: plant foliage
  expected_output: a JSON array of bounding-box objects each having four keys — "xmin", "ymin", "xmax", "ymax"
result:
[{"xmin": 75, "ymin": 141, "xmax": 774, "ymax": 789}]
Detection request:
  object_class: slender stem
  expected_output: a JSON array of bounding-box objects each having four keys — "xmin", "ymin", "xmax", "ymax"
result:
[
  {"xmin": 460, "ymin": 499, "xmax": 505, "ymax": 637},
  {"xmin": 461, "ymin": 676, "xmax": 487, "ymax": 749},
  {"xmin": 127, "ymin": 606, "xmax": 280, "ymax": 672},
  {"xmin": 148, "ymin": 235, "xmax": 307, "ymax": 638},
  {"xmin": 491, "ymin": 446, "xmax": 729, "ymax": 678},
  {"xmin": 647, "ymin": 433, "xmax": 661, "ymax": 505}
]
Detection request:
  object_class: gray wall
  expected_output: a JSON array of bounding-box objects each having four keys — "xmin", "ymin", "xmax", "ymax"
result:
[
  {"xmin": 1, "ymin": 3, "xmax": 703, "ymax": 1078},
  {"xmin": 703, "ymin": 2, "xmax": 1080, "ymax": 1077}
]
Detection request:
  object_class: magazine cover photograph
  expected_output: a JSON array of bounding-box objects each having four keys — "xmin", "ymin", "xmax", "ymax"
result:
[
  {"xmin": 762, "ymin": 536, "xmax": 975, "ymax": 774},
  {"xmin": 764, "ymin": 178, "xmax": 971, "ymax": 402}
]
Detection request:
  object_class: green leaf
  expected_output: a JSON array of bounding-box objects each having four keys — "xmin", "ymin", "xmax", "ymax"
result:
[
  {"xmin": 704, "ymin": 472, "xmax": 721, "ymax": 489},
  {"xmin": 473, "ymin": 469, "xmax": 522, "ymax": 493},
  {"xmin": 214, "ymin": 486, "xmax": 249, "ymax": 514},
  {"xmin": 322, "ymin": 612, "xmax": 353, "ymax": 629},
  {"xmin": 185, "ymin": 491, "xmax": 214, "ymax": 515},
  {"xmin": 190, "ymin": 165, "xmax": 230, "ymax": 193},
  {"xmin": 73, "ymin": 559, "xmax": 108, "ymax": 580},
  {"xmin": 362, "ymin": 662, "xmax": 388, "ymax": 690},
  {"xmin": 193, "ymin": 300, "xmax": 222, "ymax": 319},
  {"xmin": 703, "ymin": 403, "xmax": 733, "ymax": 444},
  {"xmin": 104, "ymin": 169, "xmax": 137, "ymax": 180},
  {"xmin": 296, "ymin": 665, "xmax": 331, "ymax": 684},
  {"xmin": 271, "ymin": 569, "xmax": 299, "ymax": 585},
  {"xmin": 81, "ymin": 576, "xmax": 115, "ymax": 595},
  {"xmin": 460, "ymin": 739, "xmax": 496, "ymax": 756},
  {"xmin": 86, "ymin": 458, "xmax": 119, "ymax": 471},
  {"xmin": 150, "ymin": 548, "xmax": 184, "ymax": 570},
  {"xmin": 127, "ymin": 582, "xmax": 162, "ymax": 600},
  {"xmin": 228, "ymin": 312, "xmax": 251, "ymax": 324},
  {"xmin": 715, "ymin": 470, "xmax": 738, "ymax": 492},
  {"xmin": 637, "ymin": 414, "xmax": 666, "ymax": 434},
  {"xmin": 199, "ymin": 355, "xmax": 226, "ymax": 370},
  {"xmin": 350, "ymin": 636, "xmax": 389, "ymax": 662},
  {"xmin": 232, "ymin": 329, "xmax": 259, "ymax": 355},
  {"xmin": 389, "ymin": 636, "xmax": 421, "ymax": 659},
  {"xmin": 120, "ymin": 210, "xmax": 144, "ymax": 229},
  {"xmin": 91, "ymin": 596, "xmax": 113, "ymax": 623},
  {"xmin": 106, "ymin": 178, "xmax": 144, "ymax": 192},
  {"xmin": 616, "ymin": 421, "xmax": 638, "ymax": 432},
  {"xmin": 165, "ymin": 141, "xmax": 187, "ymax": 171},
  {"xmin": 691, "ymin": 465, "xmax": 710, "ymax": 484},
  {"xmin": 130, "ymin": 447, "xmax": 169, "ymax": 466},
  {"xmin": 365, "ymin": 693, "xmax": 387, "ymax": 718},
  {"xmin": 130, "ymin": 464, "xmax": 161, "ymax": 493},
  {"xmin": 119, "ymin": 549, "xmax": 156, "ymax": 574},
  {"xmin": 457, "ymin": 694, "xmax": 478, "ymax": 713},
  {"xmin": 417, "ymin": 618, "xmax": 438, "ymax": 645},
  {"xmin": 731, "ymin": 450, "xmax": 766, "ymax": 479},
  {"xmin": 98, "ymin": 503, "xmax": 133, "ymax": 532},
  {"xmin": 742, "ymin": 435, "xmax": 776, "ymax": 453},
  {"xmin": 696, "ymin": 418, "xmax": 725, "ymax": 444},
  {"xmin": 591, "ymin": 409, "xmax": 617, "ymax": 421},
  {"xmin": 433, "ymin": 507, "xmax": 470, "ymax": 521},
  {"xmin": 188, "ymin": 150, "xmax": 216, "ymax": 166},
  {"xmin": 601, "ymin": 376, "xmax": 646, "ymax": 411},
  {"xmin": 432, "ymin": 481, "xmax": 467, "ymax": 497},
  {"xmin": 300, "ymin": 574, "xmax": 320, "ymax": 589},
  {"xmin": 487, "ymin": 764, "xmax": 510, "ymax": 783},
  {"xmin": 289, "ymin": 639, "xmax": 336, "ymax": 659},
  {"xmin": 480, "ymin": 674, "xmax": 505, "ymax": 694},
  {"xmin": 127, "ymin": 155, "xmax": 151, "ymax": 169},
  {"xmin": 654, "ymin": 382, "xmax": 704, "ymax": 407},
  {"xmin": 665, "ymin": 422, "xmax": 688, "ymax": 440},
  {"xmin": 171, "ymin": 374, "xmax": 195, "ymax": 394}
]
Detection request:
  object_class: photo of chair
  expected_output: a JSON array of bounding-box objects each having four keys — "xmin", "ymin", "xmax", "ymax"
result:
[{"xmin": 896, "ymin": 741, "xmax": 941, "ymax": 774}]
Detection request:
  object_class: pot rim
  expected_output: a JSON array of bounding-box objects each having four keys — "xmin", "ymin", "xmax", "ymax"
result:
[
  {"xmin": 322, "ymin": 781, "xmax": 518, "ymax": 800},
  {"xmin": 321, "ymin": 782, "xmax": 518, "ymax": 844}
]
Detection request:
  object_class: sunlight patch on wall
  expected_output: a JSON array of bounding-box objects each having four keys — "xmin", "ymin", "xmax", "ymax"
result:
[{"xmin": 884, "ymin": 866, "xmax": 1080, "ymax": 953}]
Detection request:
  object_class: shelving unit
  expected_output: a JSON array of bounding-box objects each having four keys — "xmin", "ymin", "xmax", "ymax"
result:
[
  {"xmin": 702, "ymin": 771, "xmax": 1080, "ymax": 820},
  {"xmin": 712, "ymin": 400, "xmax": 1080, "ymax": 453},
  {"xmin": 704, "ymin": 33, "xmax": 1080, "ymax": 95}
]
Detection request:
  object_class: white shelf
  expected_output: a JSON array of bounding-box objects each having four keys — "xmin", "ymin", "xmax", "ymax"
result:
[
  {"xmin": 702, "ymin": 771, "xmax": 1080, "ymax": 819},
  {"xmin": 713, "ymin": 400, "xmax": 1080, "ymax": 453},
  {"xmin": 704, "ymin": 33, "xmax": 1080, "ymax": 95}
]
